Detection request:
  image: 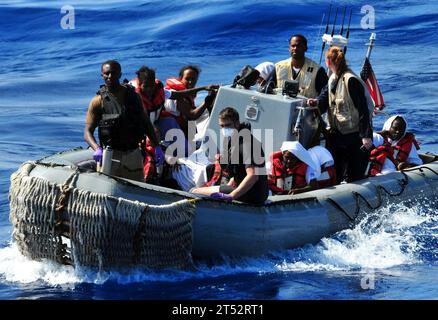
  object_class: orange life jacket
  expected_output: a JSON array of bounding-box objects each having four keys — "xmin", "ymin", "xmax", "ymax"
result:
[
  {"xmin": 394, "ymin": 133, "xmax": 420, "ymax": 163},
  {"xmin": 367, "ymin": 140, "xmax": 396, "ymax": 176},
  {"xmin": 160, "ymin": 77, "xmax": 196, "ymax": 125},
  {"xmin": 268, "ymin": 151, "xmax": 307, "ymax": 194},
  {"xmin": 205, "ymin": 158, "xmax": 222, "ymax": 187},
  {"xmin": 132, "ymin": 78, "xmax": 165, "ymax": 114},
  {"xmin": 139, "ymin": 137, "xmax": 156, "ymax": 183}
]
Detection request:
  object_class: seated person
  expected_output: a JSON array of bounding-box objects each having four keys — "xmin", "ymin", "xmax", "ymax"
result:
[
  {"xmin": 268, "ymin": 141, "xmax": 319, "ymax": 195},
  {"xmin": 380, "ymin": 115, "xmax": 423, "ymax": 170},
  {"xmin": 308, "ymin": 145, "xmax": 336, "ymax": 187},
  {"xmin": 367, "ymin": 132, "xmax": 397, "ymax": 176},
  {"xmin": 254, "ymin": 62, "xmax": 275, "ymax": 94},
  {"xmin": 191, "ymin": 107, "xmax": 269, "ymax": 204}
]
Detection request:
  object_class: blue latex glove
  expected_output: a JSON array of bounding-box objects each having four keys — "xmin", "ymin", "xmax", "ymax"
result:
[
  {"xmin": 154, "ymin": 145, "xmax": 165, "ymax": 167},
  {"xmin": 93, "ymin": 147, "xmax": 103, "ymax": 164},
  {"xmin": 210, "ymin": 192, "xmax": 233, "ymax": 201}
]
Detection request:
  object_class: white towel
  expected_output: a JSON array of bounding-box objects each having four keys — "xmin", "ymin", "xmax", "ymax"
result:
[{"xmin": 255, "ymin": 62, "xmax": 275, "ymax": 81}]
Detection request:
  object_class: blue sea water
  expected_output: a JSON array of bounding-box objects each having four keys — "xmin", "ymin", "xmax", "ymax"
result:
[{"xmin": 0, "ymin": 0, "xmax": 437, "ymax": 301}]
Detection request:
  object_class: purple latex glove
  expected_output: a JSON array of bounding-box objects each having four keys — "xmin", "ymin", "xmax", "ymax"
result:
[
  {"xmin": 210, "ymin": 192, "xmax": 233, "ymax": 201},
  {"xmin": 93, "ymin": 147, "xmax": 103, "ymax": 164},
  {"xmin": 154, "ymin": 145, "xmax": 165, "ymax": 167}
]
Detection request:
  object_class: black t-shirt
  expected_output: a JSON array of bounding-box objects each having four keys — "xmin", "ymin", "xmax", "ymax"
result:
[{"xmin": 221, "ymin": 125, "xmax": 269, "ymax": 204}]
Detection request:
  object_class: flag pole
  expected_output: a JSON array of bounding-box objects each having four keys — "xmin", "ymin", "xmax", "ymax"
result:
[{"xmin": 365, "ymin": 32, "xmax": 376, "ymax": 60}]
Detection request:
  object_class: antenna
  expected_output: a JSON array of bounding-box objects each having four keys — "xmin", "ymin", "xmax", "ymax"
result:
[
  {"xmin": 319, "ymin": 4, "xmax": 332, "ymax": 64},
  {"xmin": 343, "ymin": 8, "xmax": 353, "ymax": 54}
]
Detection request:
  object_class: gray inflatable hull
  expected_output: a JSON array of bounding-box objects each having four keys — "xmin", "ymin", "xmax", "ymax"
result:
[{"xmin": 16, "ymin": 147, "xmax": 437, "ymax": 259}]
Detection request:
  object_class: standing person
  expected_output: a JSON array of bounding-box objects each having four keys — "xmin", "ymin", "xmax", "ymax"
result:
[
  {"xmin": 275, "ymin": 34, "xmax": 328, "ymax": 98},
  {"xmin": 191, "ymin": 107, "xmax": 269, "ymax": 204},
  {"xmin": 308, "ymin": 46, "xmax": 373, "ymax": 183},
  {"xmin": 84, "ymin": 60, "xmax": 164, "ymax": 182}
]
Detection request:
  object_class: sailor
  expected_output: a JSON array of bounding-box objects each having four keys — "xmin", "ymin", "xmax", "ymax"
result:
[
  {"xmin": 159, "ymin": 65, "xmax": 218, "ymax": 157},
  {"xmin": 274, "ymin": 34, "xmax": 328, "ymax": 98},
  {"xmin": 254, "ymin": 61, "xmax": 275, "ymax": 94},
  {"xmin": 84, "ymin": 60, "xmax": 164, "ymax": 182},
  {"xmin": 380, "ymin": 115, "xmax": 423, "ymax": 170},
  {"xmin": 268, "ymin": 141, "xmax": 319, "ymax": 195},
  {"xmin": 191, "ymin": 107, "xmax": 269, "ymax": 204},
  {"xmin": 308, "ymin": 145, "xmax": 337, "ymax": 188},
  {"xmin": 308, "ymin": 46, "xmax": 373, "ymax": 183}
]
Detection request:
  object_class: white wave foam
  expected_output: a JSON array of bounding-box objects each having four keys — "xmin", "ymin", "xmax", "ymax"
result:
[
  {"xmin": 277, "ymin": 202, "xmax": 434, "ymax": 273},
  {"xmin": 0, "ymin": 243, "xmax": 79, "ymax": 286}
]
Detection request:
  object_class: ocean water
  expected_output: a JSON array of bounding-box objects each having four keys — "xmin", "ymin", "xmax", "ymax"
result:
[{"xmin": 0, "ymin": 0, "xmax": 437, "ymax": 301}]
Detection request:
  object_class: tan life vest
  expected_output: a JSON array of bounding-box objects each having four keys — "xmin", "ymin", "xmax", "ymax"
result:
[
  {"xmin": 275, "ymin": 57, "xmax": 322, "ymax": 98},
  {"xmin": 327, "ymin": 70, "xmax": 373, "ymax": 134}
]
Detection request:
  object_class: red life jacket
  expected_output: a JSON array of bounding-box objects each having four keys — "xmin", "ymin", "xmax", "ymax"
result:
[
  {"xmin": 394, "ymin": 133, "xmax": 420, "ymax": 163},
  {"xmin": 317, "ymin": 166, "xmax": 337, "ymax": 188},
  {"xmin": 139, "ymin": 137, "xmax": 156, "ymax": 183},
  {"xmin": 205, "ymin": 159, "xmax": 222, "ymax": 187},
  {"xmin": 132, "ymin": 78, "xmax": 165, "ymax": 114},
  {"xmin": 268, "ymin": 151, "xmax": 307, "ymax": 194},
  {"xmin": 161, "ymin": 77, "xmax": 196, "ymax": 128},
  {"xmin": 368, "ymin": 142, "xmax": 396, "ymax": 176}
]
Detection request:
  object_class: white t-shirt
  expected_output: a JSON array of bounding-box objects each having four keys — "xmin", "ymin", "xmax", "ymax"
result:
[
  {"xmin": 305, "ymin": 166, "xmax": 318, "ymax": 184},
  {"xmin": 293, "ymin": 67, "xmax": 301, "ymax": 74}
]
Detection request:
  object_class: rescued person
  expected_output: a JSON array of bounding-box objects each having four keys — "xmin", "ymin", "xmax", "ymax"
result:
[
  {"xmin": 254, "ymin": 61, "xmax": 276, "ymax": 94},
  {"xmin": 380, "ymin": 115, "xmax": 423, "ymax": 170},
  {"xmin": 268, "ymin": 141, "xmax": 319, "ymax": 195}
]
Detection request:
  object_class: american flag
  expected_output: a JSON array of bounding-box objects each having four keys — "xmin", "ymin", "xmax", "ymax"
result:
[{"xmin": 360, "ymin": 57, "xmax": 385, "ymax": 111}]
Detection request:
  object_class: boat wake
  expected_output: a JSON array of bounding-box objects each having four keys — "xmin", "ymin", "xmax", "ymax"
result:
[
  {"xmin": 277, "ymin": 201, "xmax": 437, "ymax": 273},
  {"xmin": 0, "ymin": 201, "xmax": 436, "ymax": 287}
]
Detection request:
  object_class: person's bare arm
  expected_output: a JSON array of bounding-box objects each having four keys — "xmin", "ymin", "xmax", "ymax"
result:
[
  {"xmin": 84, "ymin": 122, "xmax": 99, "ymax": 150},
  {"xmin": 288, "ymin": 179, "xmax": 318, "ymax": 195},
  {"xmin": 229, "ymin": 167, "xmax": 258, "ymax": 199},
  {"xmin": 84, "ymin": 96, "xmax": 101, "ymax": 151},
  {"xmin": 177, "ymin": 99, "xmax": 207, "ymax": 120},
  {"xmin": 169, "ymin": 85, "xmax": 219, "ymax": 100},
  {"xmin": 178, "ymin": 92, "xmax": 217, "ymax": 120},
  {"xmin": 142, "ymin": 108, "xmax": 158, "ymax": 147}
]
